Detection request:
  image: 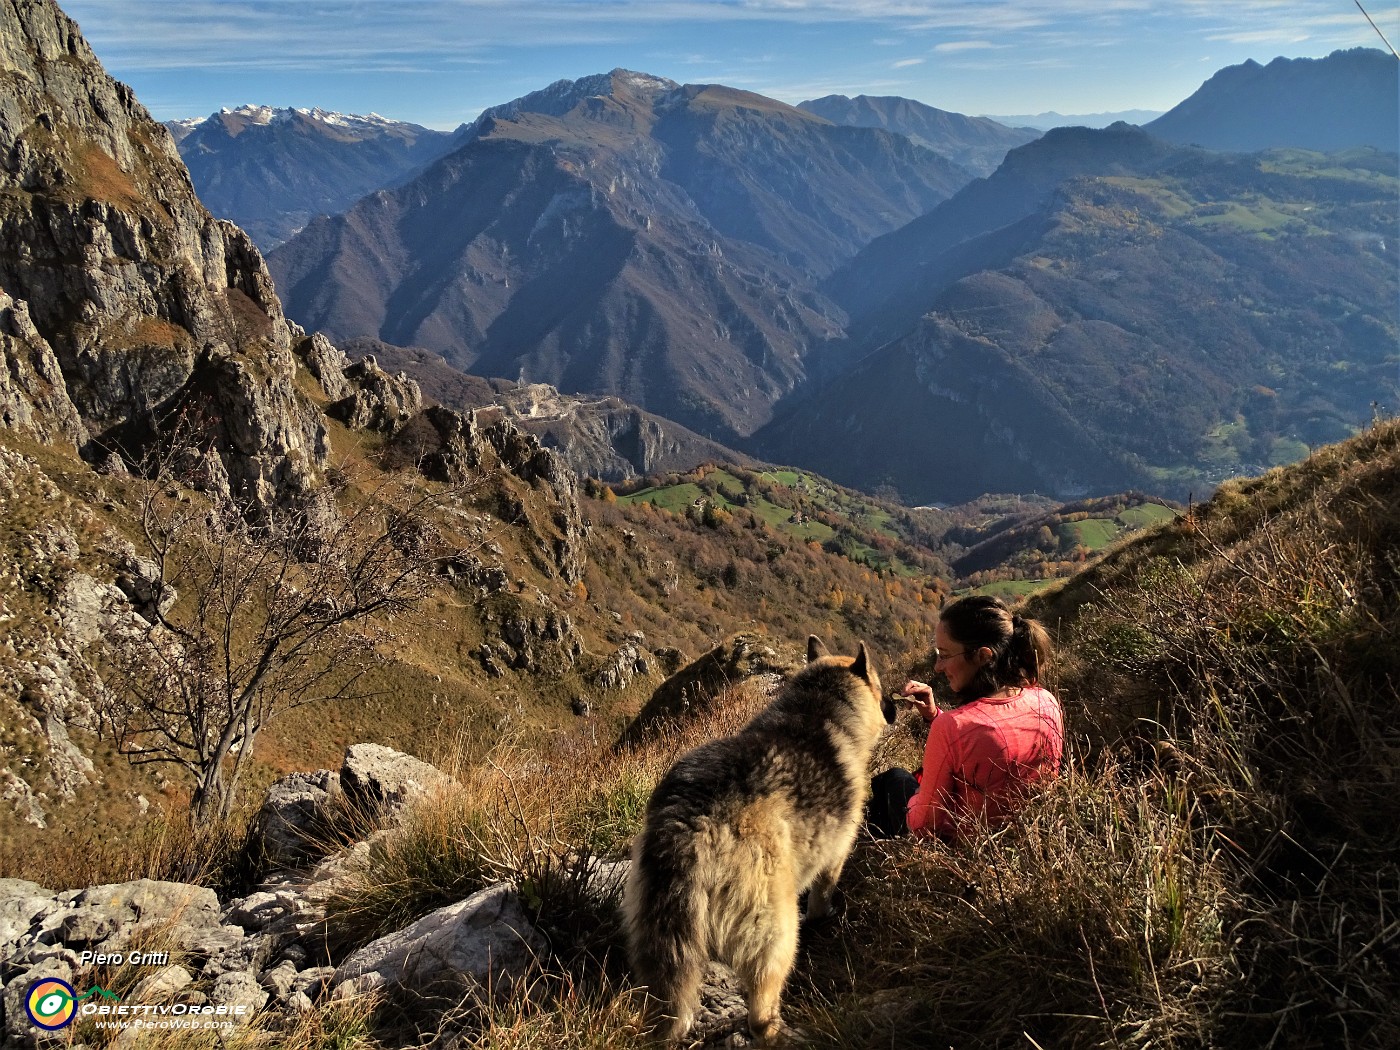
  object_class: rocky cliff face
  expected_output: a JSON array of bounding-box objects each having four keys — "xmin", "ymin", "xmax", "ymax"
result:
[
  {"xmin": 0, "ymin": 0, "xmax": 606, "ymax": 837},
  {"xmin": 486, "ymin": 384, "xmax": 754, "ymax": 482},
  {"xmin": 0, "ymin": 0, "xmax": 323, "ymax": 510},
  {"xmin": 345, "ymin": 341, "xmax": 750, "ymax": 482}
]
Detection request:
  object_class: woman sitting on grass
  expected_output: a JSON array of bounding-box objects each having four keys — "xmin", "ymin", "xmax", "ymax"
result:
[{"xmin": 869, "ymin": 595, "xmax": 1064, "ymax": 841}]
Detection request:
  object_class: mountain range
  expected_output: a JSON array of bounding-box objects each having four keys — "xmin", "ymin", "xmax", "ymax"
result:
[
  {"xmin": 983, "ymin": 109, "xmax": 1163, "ymax": 131},
  {"xmin": 159, "ymin": 48, "xmax": 1400, "ymax": 507},
  {"xmin": 268, "ymin": 70, "xmax": 971, "ymax": 442},
  {"xmin": 258, "ymin": 50, "xmax": 1395, "ymax": 503},
  {"xmin": 168, "ymin": 106, "xmax": 466, "ymax": 250},
  {"xmin": 759, "ymin": 131, "xmax": 1397, "ymax": 502}
]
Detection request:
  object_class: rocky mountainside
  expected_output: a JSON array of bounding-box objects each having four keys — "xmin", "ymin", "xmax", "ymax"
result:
[
  {"xmin": 759, "ymin": 130, "xmax": 1398, "ymax": 503},
  {"xmin": 1144, "ymin": 48, "xmax": 1399, "ymax": 154},
  {"xmin": 0, "ymin": 0, "xmax": 595, "ymax": 834},
  {"xmin": 268, "ymin": 69, "xmax": 971, "ymax": 442},
  {"xmin": 0, "ymin": 0, "xmax": 324, "ymax": 512},
  {"xmin": 825, "ymin": 122, "xmax": 1185, "ymax": 331},
  {"xmin": 797, "ymin": 94, "xmax": 1039, "ymax": 176},
  {"xmin": 169, "ymin": 106, "xmax": 466, "ymax": 250}
]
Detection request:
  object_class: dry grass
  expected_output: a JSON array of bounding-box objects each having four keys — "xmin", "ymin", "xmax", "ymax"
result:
[
  {"xmin": 794, "ymin": 760, "xmax": 1239, "ymax": 1049},
  {"xmin": 453, "ymin": 971, "xmax": 650, "ymax": 1050},
  {"xmin": 0, "ymin": 799, "xmax": 260, "ymax": 896},
  {"xmin": 1020, "ymin": 418, "xmax": 1400, "ymax": 1048},
  {"xmin": 320, "ymin": 684, "xmax": 774, "ymax": 961}
]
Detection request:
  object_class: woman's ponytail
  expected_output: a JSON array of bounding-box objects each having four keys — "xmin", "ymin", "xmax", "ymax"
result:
[{"xmin": 1008, "ymin": 613, "xmax": 1052, "ymax": 686}]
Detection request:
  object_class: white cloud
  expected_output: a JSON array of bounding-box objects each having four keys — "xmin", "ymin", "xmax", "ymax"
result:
[
  {"xmin": 1205, "ymin": 28, "xmax": 1311, "ymax": 44},
  {"xmin": 66, "ymin": 0, "xmax": 1399, "ymax": 74},
  {"xmin": 933, "ymin": 40, "xmax": 1002, "ymax": 52},
  {"xmin": 893, "ymin": 57, "xmax": 924, "ymax": 67}
]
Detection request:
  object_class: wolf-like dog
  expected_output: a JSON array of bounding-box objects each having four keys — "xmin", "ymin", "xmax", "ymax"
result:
[{"xmin": 623, "ymin": 636, "xmax": 886, "ymax": 1044}]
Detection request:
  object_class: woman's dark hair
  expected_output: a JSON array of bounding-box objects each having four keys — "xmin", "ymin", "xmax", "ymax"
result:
[{"xmin": 939, "ymin": 595, "xmax": 1052, "ymax": 700}]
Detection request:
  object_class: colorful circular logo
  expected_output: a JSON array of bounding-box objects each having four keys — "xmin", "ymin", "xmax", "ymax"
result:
[{"xmin": 25, "ymin": 978, "xmax": 77, "ymax": 1030}]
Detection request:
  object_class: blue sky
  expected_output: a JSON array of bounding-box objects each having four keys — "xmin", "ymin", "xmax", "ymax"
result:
[{"xmin": 60, "ymin": 0, "xmax": 1399, "ymax": 129}]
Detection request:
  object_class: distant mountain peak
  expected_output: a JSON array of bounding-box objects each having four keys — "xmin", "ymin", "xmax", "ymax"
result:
[
  {"xmin": 190, "ymin": 104, "xmax": 417, "ymax": 131},
  {"xmin": 474, "ymin": 69, "xmax": 681, "ymax": 129},
  {"xmin": 1146, "ymin": 47, "xmax": 1398, "ymax": 153},
  {"xmin": 796, "ymin": 93, "xmax": 1039, "ymax": 177}
]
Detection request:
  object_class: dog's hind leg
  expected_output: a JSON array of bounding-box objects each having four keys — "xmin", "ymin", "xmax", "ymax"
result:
[
  {"xmin": 643, "ymin": 976, "xmax": 700, "ymax": 1043},
  {"xmin": 624, "ymin": 838, "xmax": 705, "ymax": 1042},
  {"xmin": 734, "ymin": 897, "xmax": 799, "ymax": 1045},
  {"xmin": 803, "ymin": 864, "xmax": 842, "ymax": 921}
]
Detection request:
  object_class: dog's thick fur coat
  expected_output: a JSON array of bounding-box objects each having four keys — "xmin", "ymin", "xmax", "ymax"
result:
[{"xmin": 623, "ymin": 637, "xmax": 885, "ymax": 1043}]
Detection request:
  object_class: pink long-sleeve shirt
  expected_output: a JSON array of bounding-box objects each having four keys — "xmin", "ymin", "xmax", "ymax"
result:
[{"xmin": 906, "ymin": 686, "xmax": 1064, "ymax": 841}]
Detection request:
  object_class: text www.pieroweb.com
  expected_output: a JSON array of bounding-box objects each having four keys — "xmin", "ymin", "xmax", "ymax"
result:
[{"xmin": 83, "ymin": 1002, "xmax": 248, "ymax": 1032}]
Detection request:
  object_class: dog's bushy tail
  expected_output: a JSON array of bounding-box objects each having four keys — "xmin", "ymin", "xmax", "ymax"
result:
[{"xmin": 624, "ymin": 823, "xmax": 707, "ymax": 1041}]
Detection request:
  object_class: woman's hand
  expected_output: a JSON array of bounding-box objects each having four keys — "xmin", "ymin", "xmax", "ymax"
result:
[{"xmin": 897, "ymin": 680, "xmax": 939, "ymax": 723}]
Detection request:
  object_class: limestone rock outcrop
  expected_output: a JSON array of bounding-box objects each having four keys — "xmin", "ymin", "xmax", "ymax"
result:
[
  {"xmin": 0, "ymin": 0, "xmax": 325, "ymax": 510},
  {"xmin": 327, "ymin": 354, "xmax": 422, "ymax": 435},
  {"xmin": 389, "ymin": 405, "xmax": 588, "ymax": 583},
  {"xmin": 617, "ymin": 632, "xmax": 803, "ymax": 747}
]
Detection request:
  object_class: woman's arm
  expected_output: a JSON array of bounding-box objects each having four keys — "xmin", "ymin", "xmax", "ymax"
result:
[{"xmin": 905, "ymin": 711, "xmax": 958, "ymax": 837}]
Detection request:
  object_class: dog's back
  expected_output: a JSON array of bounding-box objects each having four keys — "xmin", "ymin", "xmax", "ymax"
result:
[{"xmin": 624, "ymin": 637, "xmax": 884, "ymax": 1043}]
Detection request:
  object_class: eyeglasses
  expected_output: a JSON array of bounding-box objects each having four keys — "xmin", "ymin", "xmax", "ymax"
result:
[{"xmin": 934, "ymin": 647, "xmax": 970, "ymax": 663}]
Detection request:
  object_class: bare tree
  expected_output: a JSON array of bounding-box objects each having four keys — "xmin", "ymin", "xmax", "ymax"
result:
[{"xmin": 101, "ymin": 459, "xmax": 461, "ymax": 823}]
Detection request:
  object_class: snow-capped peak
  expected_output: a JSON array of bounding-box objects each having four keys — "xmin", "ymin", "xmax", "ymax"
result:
[{"xmin": 202, "ymin": 105, "xmax": 414, "ymax": 132}]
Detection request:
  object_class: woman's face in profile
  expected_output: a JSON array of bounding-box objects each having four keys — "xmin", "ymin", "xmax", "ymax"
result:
[{"xmin": 934, "ymin": 620, "xmax": 981, "ymax": 694}]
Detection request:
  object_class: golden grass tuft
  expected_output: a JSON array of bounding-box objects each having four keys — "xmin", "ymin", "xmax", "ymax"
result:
[{"xmin": 2, "ymin": 800, "xmax": 260, "ymax": 896}]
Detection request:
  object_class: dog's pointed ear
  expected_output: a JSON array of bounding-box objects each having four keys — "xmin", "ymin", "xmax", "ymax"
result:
[
  {"xmin": 807, "ymin": 635, "xmax": 829, "ymax": 663},
  {"xmin": 852, "ymin": 641, "xmax": 870, "ymax": 681}
]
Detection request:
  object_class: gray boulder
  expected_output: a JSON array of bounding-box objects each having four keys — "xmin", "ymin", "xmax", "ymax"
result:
[
  {"xmin": 253, "ymin": 768, "xmax": 340, "ymax": 869},
  {"xmin": 71, "ymin": 879, "xmax": 221, "ymax": 929},
  {"xmin": 340, "ymin": 743, "xmax": 451, "ymax": 821},
  {"xmin": 330, "ymin": 881, "xmax": 543, "ymax": 1000},
  {"xmin": 200, "ymin": 925, "xmax": 278, "ymax": 979},
  {"xmin": 0, "ymin": 890, "xmax": 53, "ymax": 957},
  {"xmin": 692, "ymin": 962, "xmax": 758, "ymax": 1047},
  {"xmin": 258, "ymin": 959, "xmax": 300, "ymax": 1002},
  {"xmin": 128, "ymin": 964, "xmax": 193, "ymax": 1002},
  {"xmin": 224, "ymin": 889, "xmax": 298, "ymax": 933},
  {"xmin": 0, "ymin": 879, "xmax": 49, "ymax": 899},
  {"xmin": 291, "ymin": 965, "xmax": 337, "ymax": 1001},
  {"xmin": 209, "ymin": 970, "xmax": 269, "ymax": 1020}
]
